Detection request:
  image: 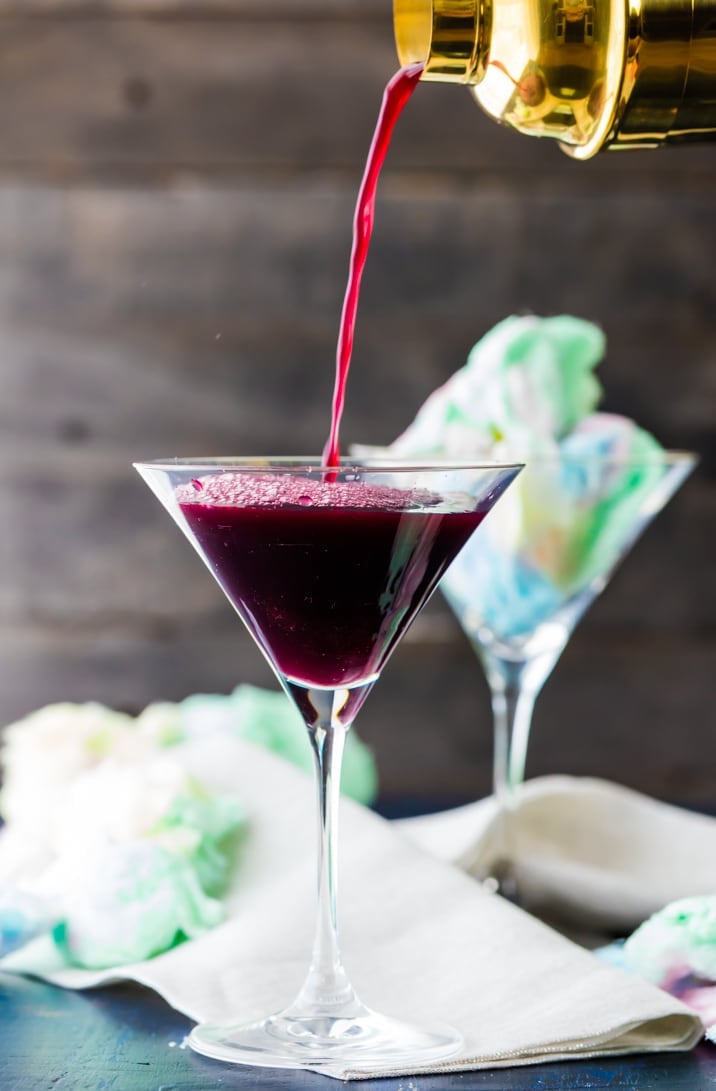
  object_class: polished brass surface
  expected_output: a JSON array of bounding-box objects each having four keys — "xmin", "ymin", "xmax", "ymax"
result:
[
  {"xmin": 610, "ymin": 0, "xmax": 716, "ymax": 151},
  {"xmin": 394, "ymin": 0, "xmax": 716, "ymax": 154},
  {"xmin": 394, "ymin": 0, "xmax": 487, "ymax": 80}
]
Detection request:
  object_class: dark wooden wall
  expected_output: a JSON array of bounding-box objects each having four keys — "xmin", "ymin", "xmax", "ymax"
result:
[{"xmin": 0, "ymin": 1, "xmax": 714, "ymax": 807}]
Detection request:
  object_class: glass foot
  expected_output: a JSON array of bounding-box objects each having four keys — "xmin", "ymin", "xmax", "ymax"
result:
[{"xmin": 188, "ymin": 1005, "xmax": 463, "ymax": 1073}]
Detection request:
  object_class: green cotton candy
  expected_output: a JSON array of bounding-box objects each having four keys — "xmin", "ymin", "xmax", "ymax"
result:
[
  {"xmin": 625, "ymin": 896, "xmax": 716, "ymax": 985},
  {"xmin": 180, "ymin": 686, "xmax": 379, "ymax": 806},
  {"xmin": 52, "ymin": 841, "xmax": 224, "ymax": 970},
  {"xmin": 149, "ymin": 787, "xmax": 246, "ymax": 898},
  {"xmin": 568, "ymin": 429, "xmax": 665, "ymax": 589},
  {"xmin": 390, "ymin": 315, "xmax": 606, "ymax": 458},
  {"xmin": 466, "ymin": 315, "xmax": 605, "ymax": 440},
  {"xmin": 231, "ymin": 685, "xmax": 379, "ymax": 806}
]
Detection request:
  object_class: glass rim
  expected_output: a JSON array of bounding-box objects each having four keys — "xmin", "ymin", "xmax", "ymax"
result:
[
  {"xmin": 352, "ymin": 445, "xmax": 698, "ymax": 468},
  {"xmin": 509, "ymin": 449, "xmax": 698, "ymax": 466},
  {"xmin": 133, "ymin": 451, "xmax": 698, "ymax": 474},
  {"xmin": 133, "ymin": 455, "xmax": 526, "ymax": 474}
]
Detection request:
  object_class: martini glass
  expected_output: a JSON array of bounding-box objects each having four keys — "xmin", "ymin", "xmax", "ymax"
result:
[
  {"xmin": 135, "ymin": 456, "xmax": 520, "ymax": 1072},
  {"xmin": 439, "ymin": 450, "xmax": 697, "ymax": 899}
]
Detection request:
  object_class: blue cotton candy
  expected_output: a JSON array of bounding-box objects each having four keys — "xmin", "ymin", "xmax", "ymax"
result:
[
  {"xmin": 0, "ymin": 890, "xmax": 50, "ymax": 957},
  {"xmin": 444, "ymin": 543, "xmax": 565, "ymax": 641}
]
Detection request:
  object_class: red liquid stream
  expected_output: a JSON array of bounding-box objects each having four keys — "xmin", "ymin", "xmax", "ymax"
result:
[{"xmin": 322, "ymin": 63, "xmax": 424, "ymax": 468}]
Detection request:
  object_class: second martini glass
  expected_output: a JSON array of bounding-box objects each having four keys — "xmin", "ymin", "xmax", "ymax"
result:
[
  {"xmin": 135, "ymin": 456, "xmax": 520, "ymax": 1073},
  {"xmin": 440, "ymin": 449, "xmax": 697, "ymax": 899}
]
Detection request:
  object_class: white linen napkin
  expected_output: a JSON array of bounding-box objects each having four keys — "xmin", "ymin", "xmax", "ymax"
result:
[
  {"xmin": 2, "ymin": 739, "xmax": 702, "ymax": 1080},
  {"xmin": 399, "ymin": 776, "xmax": 716, "ymax": 934}
]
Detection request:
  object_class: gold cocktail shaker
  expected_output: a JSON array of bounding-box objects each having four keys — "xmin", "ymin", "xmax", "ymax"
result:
[{"xmin": 394, "ymin": 0, "xmax": 716, "ymax": 157}]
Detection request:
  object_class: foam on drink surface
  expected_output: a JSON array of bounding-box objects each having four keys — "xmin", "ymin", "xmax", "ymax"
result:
[{"xmin": 177, "ymin": 472, "xmax": 436, "ymax": 511}]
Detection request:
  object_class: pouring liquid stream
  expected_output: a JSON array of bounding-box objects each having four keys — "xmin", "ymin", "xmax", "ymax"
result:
[{"xmin": 322, "ymin": 63, "xmax": 424, "ymax": 470}]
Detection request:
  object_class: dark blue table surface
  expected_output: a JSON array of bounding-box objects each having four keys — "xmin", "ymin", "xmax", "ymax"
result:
[{"xmin": 1, "ymin": 970, "xmax": 714, "ymax": 1090}]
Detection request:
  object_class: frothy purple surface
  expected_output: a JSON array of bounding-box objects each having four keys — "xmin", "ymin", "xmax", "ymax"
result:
[
  {"xmin": 176, "ymin": 472, "xmax": 487, "ymax": 695},
  {"xmin": 177, "ymin": 472, "xmax": 434, "ymax": 511}
]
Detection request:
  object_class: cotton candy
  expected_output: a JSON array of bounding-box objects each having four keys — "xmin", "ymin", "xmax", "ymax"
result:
[
  {"xmin": 624, "ymin": 897, "xmax": 716, "ymax": 985},
  {"xmin": 598, "ymin": 896, "xmax": 716, "ymax": 1042},
  {"xmin": 383, "ymin": 315, "xmax": 666, "ymax": 642},
  {"xmin": 0, "ymin": 684, "xmax": 378, "ymax": 970},
  {"xmin": 180, "ymin": 684, "xmax": 378, "ymax": 805},
  {"xmin": 50, "ymin": 841, "xmax": 224, "ymax": 969}
]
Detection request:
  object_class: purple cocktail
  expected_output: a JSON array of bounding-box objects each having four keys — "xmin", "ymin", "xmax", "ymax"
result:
[
  {"xmin": 136, "ymin": 457, "xmax": 520, "ymax": 1073},
  {"xmin": 179, "ymin": 472, "xmax": 495, "ymax": 724}
]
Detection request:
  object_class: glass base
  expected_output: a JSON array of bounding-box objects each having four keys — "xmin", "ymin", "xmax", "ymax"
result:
[{"xmin": 188, "ymin": 1005, "xmax": 463, "ymax": 1073}]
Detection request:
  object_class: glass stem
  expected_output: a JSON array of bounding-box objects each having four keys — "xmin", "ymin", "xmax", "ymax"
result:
[
  {"xmin": 489, "ymin": 663, "xmax": 537, "ymax": 818},
  {"xmin": 289, "ymin": 688, "xmax": 362, "ymax": 1017},
  {"xmin": 477, "ymin": 649, "xmax": 551, "ymax": 891}
]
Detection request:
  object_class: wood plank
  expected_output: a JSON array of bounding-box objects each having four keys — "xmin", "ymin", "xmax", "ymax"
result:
[
  {"xmin": 0, "ymin": 182, "xmax": 712, "ymax": 454},
  {"xmin": 0, "ymin": 444, "xmax": 710, "ymax": 632},
  {"xmin": 0, "ymin": 17, "xmax": 712, "ymax": 181},
  {"xmin": 1, "ymin": 452, "xmax": 709, "ymax": 630},
  {"xmin": 1, "ymin": 973, "xmax": 713, "ymax": 1090},
  {"xmin": 0, "ymin": 17, "xmax": 397, "ymax": 180},
  {"xmin": 1, "ymin": 394, "xmax": 710, "ymax": 632},
  {"xmin": 1, "ymin": 617, "xmax": 713, "ymax": 805},
  {"xmin": 0, "ymin": 0, "xmax": 385, "ymax": 15}
]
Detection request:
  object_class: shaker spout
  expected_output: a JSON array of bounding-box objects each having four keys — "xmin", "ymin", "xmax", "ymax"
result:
[{"xmin": 394, "ymin": 0, "xmax": 488, "ymax": 82}]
